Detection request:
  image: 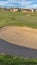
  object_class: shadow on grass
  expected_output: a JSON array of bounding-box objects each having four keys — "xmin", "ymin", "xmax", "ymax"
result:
[{"xmin": 0, "ymin": 39, "xmax": 37, "ymax": 58}]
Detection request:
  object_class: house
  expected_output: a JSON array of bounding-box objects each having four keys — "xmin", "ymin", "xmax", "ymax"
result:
[
  {"xmin": 13, "ymin": 8, "xmax": 19, "ymax": 12},
  {"xmin": 22, "ymin": 9, "xmax": 31, "ymax": 13},
  {"xmin": 9, "ymin": 8, "xmax": 19, "ymax": 12},
  {"xmin": 13, "ymin": 8, "xmax": 17, "ymax": 12},
  {"xmin": 35, "ymin": 9, "xmax": 37, "ymax": 12},
  {"xmin": 10, "ymin": 8, "xmax": 13, "ymax": 12},
  {"xmin": 30, "ymin": 9, "xmax": 34, "ymax": 13}
]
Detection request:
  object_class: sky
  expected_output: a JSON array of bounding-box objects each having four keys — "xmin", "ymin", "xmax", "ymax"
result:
[{"xmin": 0, "ymin": 0, "xmax": 37, "ymax": 9}]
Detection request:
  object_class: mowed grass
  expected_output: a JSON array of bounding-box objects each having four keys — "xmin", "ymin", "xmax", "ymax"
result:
[
  {"xmin": 0, "ymin": 10, "xmax": 37, "ymax": 28},
  {"xmin": 0, "ymin": 54, "xmax": 37, "ymax": 65}
]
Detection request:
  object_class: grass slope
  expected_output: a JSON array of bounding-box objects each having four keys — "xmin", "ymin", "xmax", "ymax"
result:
[
  {"xmin": 0, "ymin": 10, "xmax": 37, "ymax": 28},
  {"xmin": 0, "ymin": 54, "xmax": 37, "ymax": 65}
]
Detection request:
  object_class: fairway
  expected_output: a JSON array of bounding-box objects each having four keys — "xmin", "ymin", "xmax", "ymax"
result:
[
  {"xmin": 0, "ymin": 10, "xmax": 37, "ymax": 28},
  {"xmin": 0, "ymin": 10, "xmax": 37, "ymax": 59}
]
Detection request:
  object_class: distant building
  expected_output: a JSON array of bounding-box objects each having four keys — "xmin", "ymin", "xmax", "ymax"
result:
[
  {"xmin": 9, "ymin": 8, "xmax": 19, "ymax": 12},
  {"xmin": 21, "ymin": 9, "xmax": 31, "ymax": 13},
  {"xmin": 10, "ymin": 8, "xmax": 13, "ymax": 12},
  {"xmin": 31, "ymin": 9, "xmax": 34, "ymax": 13},
  {"xmin": 0, "ymin": 7, "xmax": 37, "ymax": 13},
  {"xmin": 13, "ymin": 8, "xmax": 19, "ymax": 12},
  {"xmin": 35, "ymin": 9, "xmax": 37, "ymax": 12}
]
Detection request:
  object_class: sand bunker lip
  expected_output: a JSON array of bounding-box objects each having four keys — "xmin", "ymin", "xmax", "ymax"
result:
[{"xmin": 0, "ymin": 26, "xmax": 37, "ymax": 49}]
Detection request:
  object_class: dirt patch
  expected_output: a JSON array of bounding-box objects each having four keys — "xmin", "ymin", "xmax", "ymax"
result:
[{"xmin": 0, "ymin": 26, "xmax": 37, "ymax": 49}]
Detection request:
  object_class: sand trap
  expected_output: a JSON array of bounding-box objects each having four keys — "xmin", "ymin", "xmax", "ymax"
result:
[{"xmin": 0, "ymin": 26, "xmax": 37, "ymax": 49}]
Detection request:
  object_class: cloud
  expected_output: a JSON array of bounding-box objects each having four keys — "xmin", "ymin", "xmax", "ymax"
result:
[
  {"xmin": 0, "ymin": 1, "xmax": 7, "ymax": 6},
  {"xmin": 25, "ymin": 4, "xmax": 37, "ymax": 9},
  {"xmin": 0, "ymin": 0, "xmax": 37, "ymax": 9}
]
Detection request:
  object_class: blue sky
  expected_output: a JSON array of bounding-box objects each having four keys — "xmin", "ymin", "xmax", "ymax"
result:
[{"xmin": 0, "ymin": 0, "xmax": 37, "ymax": 9}]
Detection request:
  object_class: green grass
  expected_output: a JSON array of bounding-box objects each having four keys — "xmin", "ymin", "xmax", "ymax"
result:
[
  {"xmin": 0, "ymin": 54, "xmax": 37, "ymax": 65},
  {"xmin": 0, "ymin": 10, "xmax": 37, "ymax": 28}
]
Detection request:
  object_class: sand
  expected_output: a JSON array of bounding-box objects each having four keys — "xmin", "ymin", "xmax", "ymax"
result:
[{"xmin": 0, "ymin": 26, "xmax": 37, "ymax": 49}]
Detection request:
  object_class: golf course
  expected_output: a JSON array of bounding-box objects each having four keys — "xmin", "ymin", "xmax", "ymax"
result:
[{"xmin": 0, "ymin": 10, "xmax": 37, "ymax": 64}]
